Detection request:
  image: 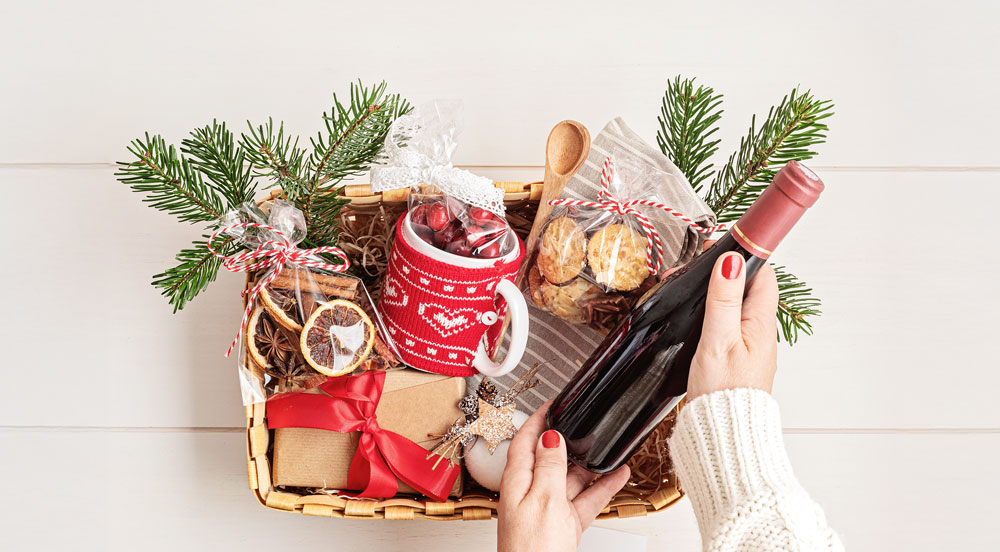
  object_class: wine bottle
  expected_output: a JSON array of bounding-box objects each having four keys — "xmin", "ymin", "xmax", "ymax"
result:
[{"xmin": 546, "ymin": 160, "xmax": 825, "ymax": 473}]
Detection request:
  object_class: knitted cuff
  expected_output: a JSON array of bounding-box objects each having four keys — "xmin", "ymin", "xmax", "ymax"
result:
[{"xmin": 668, "ymin": 388, "xmax": 799, "ymax": 536}]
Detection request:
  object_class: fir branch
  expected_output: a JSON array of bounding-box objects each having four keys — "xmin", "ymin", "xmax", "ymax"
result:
[
  {"xmin": 152, "ymin": 235, "xmax": 233, "ymax": 313},
  {"xmin": 182, "ymin": 120, "xmax": 257, "ymax": 207},
  {"xmin": 294, "ymin": 80, "xmax": 411, "ymax": 246},
  {"xmin": 116, "ymin": 133, "xmax": 226, "ymax": 223},
  {"xmin": 656, "ymin": 76, "xmax": 724, "ymax": 193},
  {"xmin": 707, "ymin": 88, "xmax": 833, "ymax": 222},
  {"xmin": 241, "ymin": 118, "xmax": 309, "ymax": 191},
  {"xmin": 309, "ymin": 80, "xmax": 411, "ymax": 185},
  {"xmin": 123, "ymin": 80, "xmax": 411, "ymax": 311},
  {"xmin": 773, "ymin": 264, "xmax": 822, "ymax": 344}
]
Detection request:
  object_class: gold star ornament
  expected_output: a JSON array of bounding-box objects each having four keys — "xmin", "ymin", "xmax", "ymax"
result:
[
  {"xmin": 429, "ymin": 365, "xmax": 541, "ymax": 464},
  {"xmin": 465, "ymin": 399, "xmax": 518, "ymax": 454}
]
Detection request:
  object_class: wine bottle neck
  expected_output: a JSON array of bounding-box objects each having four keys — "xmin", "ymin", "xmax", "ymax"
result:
[{"xmin": 729, "ymin": 161, "xmax": 824, "ymax": 260}]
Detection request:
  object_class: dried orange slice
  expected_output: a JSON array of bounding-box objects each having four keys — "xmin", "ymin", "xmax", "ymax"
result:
[
  {"xmin": 260, "ymin": 287, "xmax": 320, "ymax": 332},
  {"xmin": 300, "ymin": 299, "xmax": 376, "ymax": 377},
  {"xmin": 247, "ymin": 305, "xmax": 302, "ymax": 372}
]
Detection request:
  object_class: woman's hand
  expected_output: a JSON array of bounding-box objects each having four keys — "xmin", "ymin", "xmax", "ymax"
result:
[
  {"xmin": 687, "ymin": 251, "xmax": 780, "ymax": 399},
  {"xmin": 497, "ymin": 401, "xmax": 631, "ymax": 552}
]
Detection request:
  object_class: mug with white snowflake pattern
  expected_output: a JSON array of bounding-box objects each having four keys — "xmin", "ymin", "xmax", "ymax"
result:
[{"xmin": 377, "ymin": 210, "xmax": 528, "ymax": 377}]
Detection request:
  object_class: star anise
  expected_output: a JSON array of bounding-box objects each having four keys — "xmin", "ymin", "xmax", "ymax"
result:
[
  {"xmin": 267, "ymin": 288, "xmax": 304, "ymax": 326},
  {"xmin": 266, "ymin": 353, "xmax": 325, "ymax": 394},
  {"xmin": 255, "ymin": 313, "xmax": 300, "ymax": 364}
]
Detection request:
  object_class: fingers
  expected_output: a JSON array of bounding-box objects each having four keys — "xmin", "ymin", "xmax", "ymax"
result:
[
  {"xmin": 500, "ymin": 400, "xmax": 551, "ymax": 500},
  {"xmin": 526, "ymin": 429, "xmax": 568, "ymax": 500},
  {"xmin": 572, "ymin": 465, "xmax": 631, "ymax": 530},
  {"xmin": 566, "ymin": 464, "xmax": 598, "ymax": 500},
  {"xmin": 700, "ymin": 252, "xmax": 747, "ymax": 355},
  {"xmin": 741, "ymin": 262, "xmax": 779, "ymax": 350}
]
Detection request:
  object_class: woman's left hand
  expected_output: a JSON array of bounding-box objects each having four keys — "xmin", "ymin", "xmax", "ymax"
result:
[{"xmin": 497, "ymin": 400, "xmax": 631, "ymax": 552}]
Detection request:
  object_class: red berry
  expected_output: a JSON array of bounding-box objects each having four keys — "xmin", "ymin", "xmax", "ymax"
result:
[
  {"xmin": 477, "ymin": 241, "xmax": 502, "ymax": 258},
  {"xmin": 446, "ymin": 240, "xmax": 473, "ymax": 257},
  {"xmin": 467, "ymin": 206, "xmax": 497, "ymax": 224},
  {"xmin": 433, "ymin": 220, "xmax": 462, "ymax": 247},
  {"xmin": 427, "ymin": 202, "xmax": 451, "ymax": 231},
  {"xmin": 410, "ymin": 204, "xmax": 430, "ymax": 226},
  {"xmin": 410, "ymin": 222, "xmax": 434, "ymax": 245},
  {"xmin": 480, "ymin": 218, "xmax": 506, "ymax": 234},
  {"xmin": 465, "ymin": 225, "xmax": 489, "ymax": 247}
]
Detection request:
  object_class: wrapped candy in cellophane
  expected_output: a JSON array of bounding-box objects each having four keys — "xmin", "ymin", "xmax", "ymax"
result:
[
  {"xmin": 212, "ymin": 200, "xmax": 402, "ymax": 405},
  {"xmin": 371, "ymin": 100, "xmax": 519, "ymax": 261}
]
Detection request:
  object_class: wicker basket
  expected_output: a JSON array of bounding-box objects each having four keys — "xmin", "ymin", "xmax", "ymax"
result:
[{"xmin": 244, "ymin": 182, "xmax": 684, "ymax": 520}]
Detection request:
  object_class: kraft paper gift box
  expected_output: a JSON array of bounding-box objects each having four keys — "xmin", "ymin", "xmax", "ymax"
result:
[{"xmin": 271, "ymin": 369, "xmax": 465, "ymax": 496}]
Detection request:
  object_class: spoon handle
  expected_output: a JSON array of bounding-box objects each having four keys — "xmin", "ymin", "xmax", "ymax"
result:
[
  {"xmin": 525, "ymin": 168, "xmax": 569, "ymax": 256},
  {"xmin": 515, "ymin": 167, "xmax": 573, "ymax": 288},
  {"xmin": 515, "ymin": 123, "xmax": 589, "ymax": 287}
]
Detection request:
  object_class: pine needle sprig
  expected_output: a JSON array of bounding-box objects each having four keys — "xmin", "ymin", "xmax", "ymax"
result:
[
  {"xmin": 120, "ymin": 80, "xmax": 410, "ymax": 312},
  {"xmin": 656, "ymin": 76, "xmax": 724, "ymax": 193},
  {"xmin": 309, "ymin": 81, "xmax": 410, "ymax": 185},
  {"xmin": 182, "ymin": 121, "xmax": 257, "ymax": 208},
  {"xmin": 706, "ymin": 88, "xmax": 833, "ymax": 223},
  {"xmin": 772, "ymin": 264, "xmax": 822, "ymax": 344},
  {"xmin": 117, "ymin": 133, "xmax": 227, "ymax": 224},
  {"xmin": 654, "ymin": 77, "xmax": 834, "ymax": 345},
  {"xmin": 152, "ymin": 235, "xmax": 234, "ymax": 313},
  {"xmin": 241, "ymin": 118, "xmax": 310, "ymax": 191},
  {"xmin": 248, "ymin": 80, "xmax": 411, "ymax": 247}
]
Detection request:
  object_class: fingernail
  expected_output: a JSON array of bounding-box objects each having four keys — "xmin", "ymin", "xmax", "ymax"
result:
[
  {"xmin": 541, "ymin": 430, "xmax": 560, "ymax": 449},
  {"xmin": 722, "ymin": 254, "xmax": 743, "ymax": 280}
]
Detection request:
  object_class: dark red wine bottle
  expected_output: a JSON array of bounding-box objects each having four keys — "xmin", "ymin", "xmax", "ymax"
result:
[{"xmin": 546, "ymin": 161, "xmax": 825, "ymax": 473}]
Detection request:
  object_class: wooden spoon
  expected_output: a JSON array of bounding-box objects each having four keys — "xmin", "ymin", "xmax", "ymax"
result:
[{"xmin": 517, "ymin": 121, "xmax": 590, "ymax": 286}]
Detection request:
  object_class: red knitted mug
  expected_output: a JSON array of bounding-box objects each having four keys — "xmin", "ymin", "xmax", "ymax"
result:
[{"xmin": 377, "ymin": 210, "xmax": 528, "ymax": 377}]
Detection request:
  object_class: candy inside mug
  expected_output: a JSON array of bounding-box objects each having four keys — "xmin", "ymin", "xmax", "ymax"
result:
[{"xmin": 407, "ymin": 197, "xmax": 517, "ymax": 260}]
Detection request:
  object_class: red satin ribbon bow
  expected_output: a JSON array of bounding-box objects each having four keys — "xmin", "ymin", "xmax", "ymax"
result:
[{"xmin": 266, "ymin": 371, "xmax": 460, "ymax": 502}]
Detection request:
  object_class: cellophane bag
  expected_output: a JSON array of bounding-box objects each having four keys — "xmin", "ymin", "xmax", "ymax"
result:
[
  {"xmin": 527, "ymin": 148, "xmax": 694, "ymax": 329},
  {"xmin": 231, "ymin": 201, "xmax": 402, "ymax": 405},
  {"xmin": 371, "ymin": 100, "xmax": 518, "ymax": 260}
]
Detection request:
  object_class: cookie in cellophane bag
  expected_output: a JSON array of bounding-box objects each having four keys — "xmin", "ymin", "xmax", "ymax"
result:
[
  {"xmin": 527, "ymin": 149, "xmax": 719, "ymax": 333},
  {"xmin": 530, "ymin": 206, "xmax": 657, "ymax": 332}
]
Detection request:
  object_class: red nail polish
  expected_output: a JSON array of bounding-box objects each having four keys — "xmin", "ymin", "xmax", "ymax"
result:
[
  {"xmin": 541, "ymin": 430, "xmax": 560, "ymax": 449},
  {"xmin": 721, "ymin": 254, "xmax": 743, "ymax": 280}
]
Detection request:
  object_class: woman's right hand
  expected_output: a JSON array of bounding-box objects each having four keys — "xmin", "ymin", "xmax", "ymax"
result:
[{"xmin": 687, "ymin": 251, "xmax": 780, "ymax": 399}]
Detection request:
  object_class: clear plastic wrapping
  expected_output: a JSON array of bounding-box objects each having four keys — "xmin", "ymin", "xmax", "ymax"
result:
[
  {"xmin": 371, "ymin": 100, "xmax": 517, "ymax": 260},
  {"xmin": 226, "ymin": 201, "xmax": 402, "ymax": 405},
  {"xmin": 526, "ymin": 149, "xmax": 693, "ymax": 330}
]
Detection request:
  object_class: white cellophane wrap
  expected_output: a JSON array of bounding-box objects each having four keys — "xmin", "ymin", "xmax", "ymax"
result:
[
  {"xmin": 218, "ymin": 201, "xmax": 403, "ymax": 406},
  {"xmin": 370, "ymin": 100, "xmax": 505, "ymax": 217}
]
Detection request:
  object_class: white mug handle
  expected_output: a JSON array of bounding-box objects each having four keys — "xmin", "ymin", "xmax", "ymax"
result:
[{"xmin": 472, "ymin": 279, "xmax": 528, "ymax": 377}]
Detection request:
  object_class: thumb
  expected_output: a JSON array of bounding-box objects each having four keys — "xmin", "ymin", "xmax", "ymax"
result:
[
  {"xmin": 700, "ymin": 252, "xmax": 747, "ymax": 355},
  {"xmin": 527, "ymin": 429, "xmax": 568, "ymax": 500}
]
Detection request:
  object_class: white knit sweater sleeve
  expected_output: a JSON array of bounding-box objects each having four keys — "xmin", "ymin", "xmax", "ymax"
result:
[{"xmin": 667, "ymin": 388, "xmax": 844, "ymax": 551}]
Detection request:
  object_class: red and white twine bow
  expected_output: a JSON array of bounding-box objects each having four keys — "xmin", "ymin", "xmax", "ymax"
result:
[
  {"xmin": 549, "ymin": 155, "xmax": 725, "ymax": 275},
  {"xmin": 207, "ymin": 222, "xmax": 350, "ymax": 357}
]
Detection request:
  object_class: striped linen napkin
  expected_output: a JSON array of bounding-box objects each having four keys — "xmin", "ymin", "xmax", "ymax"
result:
[{"xmin": 470, "ymin": 117, "xmax": 717, "ymax": 412}]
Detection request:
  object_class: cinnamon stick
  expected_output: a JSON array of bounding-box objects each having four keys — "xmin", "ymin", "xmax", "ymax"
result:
[{"xmin": 267, "ymin": 268, "xmax": 359, "ymax": 298}]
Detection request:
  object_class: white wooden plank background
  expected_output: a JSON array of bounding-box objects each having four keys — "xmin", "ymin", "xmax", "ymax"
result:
[{"xmin": 2, "ymin": 0, "xmax": 998, "ymax": 550}]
